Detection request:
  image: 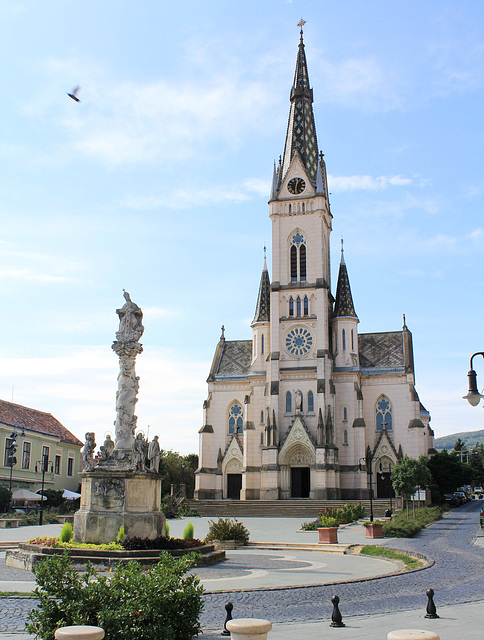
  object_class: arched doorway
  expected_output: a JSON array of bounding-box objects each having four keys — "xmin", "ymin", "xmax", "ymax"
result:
[{"xmin": 291, "ymin": 467, "xmax": 310, "ymax": 498}]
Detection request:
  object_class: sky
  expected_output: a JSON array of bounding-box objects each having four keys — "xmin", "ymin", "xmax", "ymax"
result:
[{"xmin": 0, "ymin": 0, "xmax": 483, "ymax": 454}]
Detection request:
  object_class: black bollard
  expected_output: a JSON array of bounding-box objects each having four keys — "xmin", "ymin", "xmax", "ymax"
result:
[
  {"xmin": 222, "ymin": 601, "xmax": 234, "ymax": 636},
  {"xmin": 424, "ymin": 588, "xmax": 439, "ymax": 619},
  {"xmin": 330, "ymin": 595, "xmax": 345, "ymax": 627}
]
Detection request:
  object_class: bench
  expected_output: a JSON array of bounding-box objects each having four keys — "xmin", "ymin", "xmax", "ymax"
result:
[
  {"xmin": 0, "ymin": 519, "xmax": 20, "ymax": 528},
  {"xmin": 57, "ymin": 515, "xmax": 74, "ymax": 524}
]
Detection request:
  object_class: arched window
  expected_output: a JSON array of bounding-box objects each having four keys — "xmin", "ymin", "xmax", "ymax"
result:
[
  {"xmin": 299, "ymin": 244, "xmax": 306, "ymax": 281},
  {"xmin": 286, "ymin": 391, "xmax": 292, "ymax": 414},
  {"xmin": 302, "ymin": 202, "xmax": 305, "ymax": 212},
  {"xmin": 290, "ymin": 231, "xmax": 307, "ymax": 282},
  {"xmin": 260, "ymin": 410, "xmax": 264, "ymax": 423},
  {"xmin": 376, "ymin": 396, "xmax": 393, "ymax": 431},
  {"xmin": 351, "ymin": 329, "xmax": 354, "ymax": 351},
  {"xmin": 343, "ymin": 407, "xmax": 347, "ymax": 421},
  {"xmin": 344, "ymin": 429, "xmax": 348, "ymax": 444},
  {"xmin": 228, "ymin": 402, "xmax": 243, "ymax": 434},
  {"xmin": 296, "ymin": 296, "xmax": 301, "ymax": 316},
  {"xmin": 289, "ymin": 204, "xmax": 292, "ymax": 213},
  {"xmin": 342, "ymin": 329, "xmax": 346, "ymax": 351},
  {"xmin": 261, "ymin": 334, "xmax": 264, "ymax": 355},
  {"xmin": 307, "ymin": 390, "xmax": 314, "ymax": 413},
  {"xmin": 304, "ymin": 296, "xmax": 309, "ymax": 316}
]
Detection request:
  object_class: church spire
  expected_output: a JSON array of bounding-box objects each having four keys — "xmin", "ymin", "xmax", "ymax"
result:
[
  {"xmin": 333, "ymin": 240, "xmax": 358, "ymax": 319},
  {"xmin": 252, "ymin": 247, "xmax": 271, "ymax": 324},
  {"xmin": 281, "ymin": 20, "xmax": 319, "ymax": 185}
]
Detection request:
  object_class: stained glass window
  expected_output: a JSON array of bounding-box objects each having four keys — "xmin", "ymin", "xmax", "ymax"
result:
[
  {"xmin": 290, "ymin": 232, "xmax": 307, "ymax": 282},
  {"xmin": 286, "ymin": 391, "xmax": 292, "ymax": 414},
  {"xmin": 289, "ymin": 297, "xmax": 294, "ymax": 316},
  {"xmin": 296, "ymin": 297, "xmax": 301, "ymax": 316},
  {"xmin": 291, "ymin": 245, "xmax": 297, "ymax": 281},
  {"xmin": 342, "ymin": 329, "xmax": 346, "ymax": 351},
  {"xmin": 376, "ymin": 396, "xmax": 392, "ymax": 431},
  {"xmin": 304, "ymin": 296, "xmax": 309, "ymax": 316},
  {"xmin": 300, "ymin": 244, "xmax": 307, "ymax": 281},
  {"xmin": 308, "ymin": 390, "xmax": 314, "ymax": 413},
  {"xmin": 228, "ymin": 403, "xmax": 244, "ymax": 434}
]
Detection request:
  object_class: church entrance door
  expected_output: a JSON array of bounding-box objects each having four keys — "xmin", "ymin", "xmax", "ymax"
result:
[
  {"xmin": 291, "ymin": 467, "xmax": 310, "ymax": 498},
  {"xmin": 227, "ymin": 474, "xmax": 242, "ymax": 500},
  {"xmin": 376, "ymin": 471, "xmax": 394, "ymax": 499}
]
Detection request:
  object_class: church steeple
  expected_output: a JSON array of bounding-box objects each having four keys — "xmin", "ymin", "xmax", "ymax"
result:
[
  {"xmin": 334, "ymin": 240, "xmax": 358, "ymax": 319},
  {"xmin": 252, "ymin": 248, "xmax": 271, "ymax": 324},
  {"xmin": 281, "ymin": 20, "xmax": 319, "ymax": 185}
]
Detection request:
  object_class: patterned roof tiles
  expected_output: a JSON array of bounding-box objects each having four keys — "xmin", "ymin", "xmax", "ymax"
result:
[
  {"xmin": 359, "ymin": 331, "xmax": 404, "ymax": 370},
  {"xmin": 0, "ymin": 398, "xmax": 83, "ymax": 447},
  {"xmin": 216, "ymin": 340, "xmax": 252, "ymax": 378}
]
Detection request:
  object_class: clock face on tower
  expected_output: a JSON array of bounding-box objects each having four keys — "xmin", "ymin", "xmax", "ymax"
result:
[
  {"xmin": 285, "ymin": 326, "xmax": 314, "ymax": 356},
  {"xmin": 287, "ymin": 177, "xmax": 306, "ymax": 195}
]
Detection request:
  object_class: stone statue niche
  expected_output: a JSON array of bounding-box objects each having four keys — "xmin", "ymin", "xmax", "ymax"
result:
[{"xmin": 73, "ymin": 292, "xmax": 165, "ymax": 544}]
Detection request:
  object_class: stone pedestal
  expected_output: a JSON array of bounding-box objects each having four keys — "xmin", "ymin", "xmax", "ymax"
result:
[{"xmin": 74, "ymin": 470, "xmax": 164, "ymax": 544}]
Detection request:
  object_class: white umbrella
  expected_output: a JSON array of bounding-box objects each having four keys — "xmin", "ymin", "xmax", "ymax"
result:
[
  {"xmin": 62, "ymin": 489, "xmax": 81, "ymax": 500},
  {"xmin": 12, "ymin": 489, "xmax": 46, "ymax": 501}
]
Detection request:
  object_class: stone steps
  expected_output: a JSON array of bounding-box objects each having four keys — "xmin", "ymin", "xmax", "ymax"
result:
[{"xmin": 186, "ymin": 499, "xmax": 393, "ymax": 518}]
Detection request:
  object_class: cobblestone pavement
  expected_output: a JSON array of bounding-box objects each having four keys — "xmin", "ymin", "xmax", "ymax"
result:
[
  {"xmin": 1, "ymin": 502, "xmax": 482, "ymax": 634},
  {"xmin": 201, "ymin": 501, "xmax": 484, "ymax": 628}
]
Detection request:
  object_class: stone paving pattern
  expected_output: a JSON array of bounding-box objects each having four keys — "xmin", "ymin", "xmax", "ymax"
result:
[{"xmin": 0, "ymin": 501, "xmax": 482, "ymax": 634}]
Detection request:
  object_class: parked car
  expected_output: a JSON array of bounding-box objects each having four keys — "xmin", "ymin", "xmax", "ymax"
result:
[
  {"xmin": 443, "ymin": 493, "xmax": 459, "ymax": 507},
  {"xmin": 454, "ymin": 491, "xmax": 469, "ymax": 504}
]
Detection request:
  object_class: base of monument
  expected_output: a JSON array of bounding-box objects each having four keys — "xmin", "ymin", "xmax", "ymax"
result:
[{"xmin": 74, "ymin": 470, "xmax": 165, "ymax": 544}]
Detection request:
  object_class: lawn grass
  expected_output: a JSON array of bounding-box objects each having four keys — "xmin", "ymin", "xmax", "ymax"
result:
[{"xmin": 360, "ymin": 545, "xmax": 423, "ymax": 570}]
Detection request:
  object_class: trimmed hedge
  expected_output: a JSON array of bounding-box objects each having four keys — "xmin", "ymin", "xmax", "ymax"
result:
[{"xmin": 382, "ymin": 506, "xmax": 443, "ymax": 538}]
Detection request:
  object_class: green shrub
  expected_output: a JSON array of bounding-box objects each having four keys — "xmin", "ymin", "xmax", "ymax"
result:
[
  {"xmin": 27, "ymin": 550, "xmax": 204, "ymax": 640},
  {"xmin": 300, "ymin": 520, "xmax": 319, "ymax": 531},
  {"xmin": 318, "ymin": 515, "xmax": 339, "ymax": 528},
  {"xmin": 183, "ymin": 521, "xmax": 194, "ymax": 539},
  {"xmin": 362, "ymin": 519, "xmax": 384, "ymax": 527},
  {"xmin": 117, "ymin": 525, "xmax": 125, "ymax": 543},
  {"xmin": 382, "ymin": 506, "xmax": 443, "ymax": 538},
  {"xmin": 205, "ymin": 518, "xmax": 250, "ymax": 544},
  {"xmin": 165, "ymin": 521, "xmax": 170, "ymax": 537},
  {"xmin": 59, "ymin": 522, "xmax": 73, "ymax": 543},
  {"xmin": 0, "ymin": 486, "xmax": 12, "ymax": 512}
]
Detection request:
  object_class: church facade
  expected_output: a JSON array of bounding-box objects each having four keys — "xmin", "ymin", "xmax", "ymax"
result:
[{"xmin": 195, "ymin": 29, "xmax": 435, "ymax": 501}]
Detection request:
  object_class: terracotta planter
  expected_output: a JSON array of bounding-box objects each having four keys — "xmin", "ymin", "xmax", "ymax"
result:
[
  {"xmin": 365, "ymin": 523, "xmax": 384, "ymax": 539},
  {"xmin": 317, "ymin": 527, "xmax": 339, "ymax": 544}
]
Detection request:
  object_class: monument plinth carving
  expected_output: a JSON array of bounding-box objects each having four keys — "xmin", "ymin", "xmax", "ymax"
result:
[{"xmin": 74, "ymin": 292, "xmax": 165, "ymax": 544}]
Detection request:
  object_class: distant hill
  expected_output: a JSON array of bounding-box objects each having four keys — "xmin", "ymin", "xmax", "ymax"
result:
[{"xmin": 434, "ymin": 429, "xmax": 484, "ymax": 451}]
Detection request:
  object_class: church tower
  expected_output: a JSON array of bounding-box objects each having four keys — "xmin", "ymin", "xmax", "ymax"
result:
[{"xmin": 263, "ymin": 20, "xmax": 337, "ymax": 499}]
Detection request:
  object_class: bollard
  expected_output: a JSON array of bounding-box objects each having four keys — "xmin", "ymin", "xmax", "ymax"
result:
[
  {"xmin": 54, "ymin": 626, "xmax": 105, "ymax": 640},
  {"xmin": 226, "ymin": 618, "xmax": 272, "ymax": 640},
  {"xmin": 388, "ymin": 631, "xmax": 439, "ymax": 640},
  {"xmin": 329, "ymin": 595, "xmax": 345, "ymax": 627},
  {"xmin": 222, "ymin": 601, "xmax": 234, "ymax": 636},
  {"xmin": 424, "ymin": 588, "xmax": 439, "ymax": 619}
]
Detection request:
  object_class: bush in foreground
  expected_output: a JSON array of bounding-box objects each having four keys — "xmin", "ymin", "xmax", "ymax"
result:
[
  {"xmin": 27, "ymin": 550, "xmax": 204, "ymax": 640},
  {"xmin": 382, "ymin": 505, "xmax": 443, "ymax": 538},
  {"xmin": 205, "ymin": 517, "xmax": 249, "ymax": 544}
]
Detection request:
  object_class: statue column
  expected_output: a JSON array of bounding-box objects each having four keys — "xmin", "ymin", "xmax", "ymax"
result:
[{"xmin": 111, "ymin": 291, "xmax": 144, "ymax": 452}]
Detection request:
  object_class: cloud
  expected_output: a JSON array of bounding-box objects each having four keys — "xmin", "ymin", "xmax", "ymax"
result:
[
  {"xmin": 329, "ymin": 174, "xmax": 413, "ymax": 192},
  {"xmin": 0, "ymin": 266, "xmax": 74, "ymax": 283}
]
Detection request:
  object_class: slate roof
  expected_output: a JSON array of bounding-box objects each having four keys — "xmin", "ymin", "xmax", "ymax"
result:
[
  {"xmin": 359, "ymin": 331, "xmax": 405, "ymax": 370},
  {"xmin": 333, "ymin": 258, "xmax": 358, "ymax": 319},
  {"xmin": 215, "ymin": 340, "xmax": 252, "ymax": 378},
  {"xmin": 252, "ymin": 261, "xmax": 271, "ymax": 324},
  {"xmin": 0, "ymin": 399, "xmax": 83, "ymax": 447}
]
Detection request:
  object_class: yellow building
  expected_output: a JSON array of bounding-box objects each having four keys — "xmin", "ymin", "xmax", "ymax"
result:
[{"xmin": 0, "ymin": 399, "xmax": 83, "ymax": 494}]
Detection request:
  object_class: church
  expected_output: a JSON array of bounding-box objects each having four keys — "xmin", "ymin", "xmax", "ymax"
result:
[{"xmin": 195, "ymin": 26, "xmax": 435, "ymax": 501}]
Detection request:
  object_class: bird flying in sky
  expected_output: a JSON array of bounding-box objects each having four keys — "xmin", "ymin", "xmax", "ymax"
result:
[{"xmin": 67, "ymin": 86, "xmax": 81, "ymax": 102}]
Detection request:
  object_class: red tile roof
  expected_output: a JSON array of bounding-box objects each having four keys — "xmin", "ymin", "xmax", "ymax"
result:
[{"xmin": 0, "ymin": 399, "xmax": 83, "ymax": 447}]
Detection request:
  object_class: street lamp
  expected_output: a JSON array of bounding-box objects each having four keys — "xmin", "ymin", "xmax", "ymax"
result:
[
  {"xmin": 35, "ymin": 453, "xmax": 54, "ymax": 526},
  {"xmin": 463, "ymin": 352, "xmax": 484, "ymax": 406},
  {"xmin": 359, "ymin": 448, "xmax": 374, "ymax": 522},
  {"xmin": 6, "ymin": 421, "xmax": 26, "ymax": 492}
]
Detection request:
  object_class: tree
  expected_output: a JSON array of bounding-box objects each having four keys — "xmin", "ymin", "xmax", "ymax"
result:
[
  {"xmin": 391, "ymin": 456, "xmax": 418, "ymax": 515},
  {"xmin": 0, "ymin": 486, "xmax": 12, "ymax": 513},
  {"xmin": 159, "ymin": 450, "xmax": 199, "ymax": 499},
  {"xmin": 427, "ymin": 450, "xmax": 475, "ymax": 499},
  {"xmin": 453, "ymin": 437, "xmax": 466, "ymax": 452},
  {"xmin": 468, "ymin": 443, "xmax": 484, "ymax": 486}
]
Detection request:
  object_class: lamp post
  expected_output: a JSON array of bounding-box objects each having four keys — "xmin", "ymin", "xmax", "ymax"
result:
[
  {"xmin": 6, "ymin": 421, "xmax": 26, "ymax": 492},
  {"xmin": 463, "ymin": 352, "xmax": 484, "ymax": 406},
  {"xmin": 359, "ymin": 449, "xmax": 374, "ymax": 522},
  {"xmin": 35, "ymin": 453, "xmax": 54, "ymax": 526}
]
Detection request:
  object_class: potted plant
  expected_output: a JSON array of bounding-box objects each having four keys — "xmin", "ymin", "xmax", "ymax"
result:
[
  {"xmin": 363, "ymin": 519, "xmax": 384, "ymax": 539},
  {"xmin": 317, "ymin": 515, "xmax": 339, "ymax": 544}
]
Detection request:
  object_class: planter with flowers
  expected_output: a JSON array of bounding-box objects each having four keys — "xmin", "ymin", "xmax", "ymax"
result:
[
  {"xmin": 317, "ymin": 515, "xmax": 339, "ymax": 544},
  {"xmin": 363, "ymin": 520, "xmax": 384, "ymax": 539}
]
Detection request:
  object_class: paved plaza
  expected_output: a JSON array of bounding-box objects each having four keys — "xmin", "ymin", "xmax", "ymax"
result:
[{"xmin": 1, "ymin": 501, "xmax": 483, "ymax": 639}]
